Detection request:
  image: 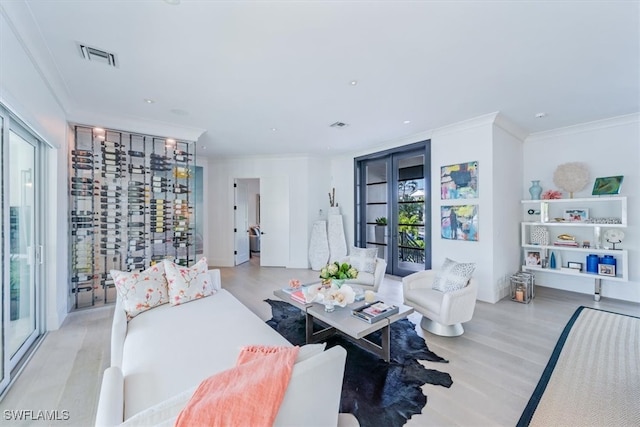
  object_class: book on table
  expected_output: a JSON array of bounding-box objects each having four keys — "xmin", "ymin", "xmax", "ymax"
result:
[{"xmin": 351, "ymin": 301, "xmax": 399, "ymax": 323}]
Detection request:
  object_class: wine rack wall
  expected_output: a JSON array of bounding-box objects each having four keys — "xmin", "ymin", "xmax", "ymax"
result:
[{"xmin": 70, "ymin": 125, "xmax": 196, "ymax": 309}]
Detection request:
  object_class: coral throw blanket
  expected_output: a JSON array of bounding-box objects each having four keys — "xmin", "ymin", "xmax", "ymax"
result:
[{"xmin": 175, "ymin": 345, "xmax": 300, "ymax": 427}]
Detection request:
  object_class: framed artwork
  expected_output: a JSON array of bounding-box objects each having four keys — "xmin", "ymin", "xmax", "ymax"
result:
[
  {"xmin": 525, "ymin": 250, "xmax": 542, "ymax": 266},
  {"xmin": 441, "ymin": 161, "xmax": 478, "ymax": 199},
  {"xmin": 563, "ymin": 208, "xmax": 589, "ymax": 222},
  {"xmin": 441, "ymin": 204, "xmax": 478, "ymax": 241},
  {"xmin": 592, "ymin": 176, "xmax": 623, "ymax": 195},
  {"xmin": 568, "ymin": 262, "xmax": 583, "ymax": 271},
  {"xmin": 598, "ymin": 263, "xmax": 616, "ymax": 277}
]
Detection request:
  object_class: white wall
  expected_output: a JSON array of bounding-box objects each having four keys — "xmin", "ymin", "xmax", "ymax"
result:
[
  {"xmin": 330, "ymin": 113, "xmax": 524, "ymax": 303},
  {"xmin": 1, "ymin": 9, "xmax": 69, "ymax": 329},
  {"xmin": 207, "ymin": 155, "xmax": 330, "ymax": 268},
  {"xmin": 523, "ymin": 114, "xmax": 640, "ymax": 302}
]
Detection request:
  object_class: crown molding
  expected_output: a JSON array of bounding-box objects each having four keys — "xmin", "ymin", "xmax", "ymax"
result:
[
  {"xmin": 431, "ymin": 112, "xmax": 499, "ymax": 138},
  {"xmin": 68, "ymin": 109, "xmax": 205, "ymax": 142},
  {"xmin": 525, "ymin": 113, "xmax": 640, "ymax": 143}
]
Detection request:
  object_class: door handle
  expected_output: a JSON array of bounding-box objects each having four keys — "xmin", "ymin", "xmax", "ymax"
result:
[{"xmin": 260, "ymin": 231, "xmax": 265, "ymax": 235}]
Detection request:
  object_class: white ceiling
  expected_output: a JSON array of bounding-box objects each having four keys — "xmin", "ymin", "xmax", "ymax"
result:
[{"xmin": 3, "ymin": 0, "xmax": 639, "ymax": 157}]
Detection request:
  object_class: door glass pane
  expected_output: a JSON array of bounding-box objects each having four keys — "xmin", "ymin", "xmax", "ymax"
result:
[
  {"xmin": 8, "ymin": 130, "xmax": 36, "ymax": 357},
  {"xmin": 396, "ymin": 155, "xmax": 425, "ymax": 272},
  {"xmin": 365, "ymin": 160, "xmax": 388, "ymax": 260}
]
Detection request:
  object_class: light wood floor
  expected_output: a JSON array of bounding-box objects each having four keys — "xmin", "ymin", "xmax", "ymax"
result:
[{"xmin": 1, "ymin": 257, "xmax": 638, "ymax": 426}]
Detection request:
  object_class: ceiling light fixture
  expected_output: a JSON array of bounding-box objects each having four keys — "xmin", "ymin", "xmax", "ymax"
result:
[
  {"xmin": 350, "ymin": 80, "xmax": 358, "ymax": 86},
  {"xmin": 271, "ymin": 128, "xmax": 277, "ymax": 131},
  {"xmin": 144, "ymin": 99, "xmax": 155, "ymax": 104},
  {"xmin": 403, "ymin": 120, "xmax": 411, "ymax": 124}
]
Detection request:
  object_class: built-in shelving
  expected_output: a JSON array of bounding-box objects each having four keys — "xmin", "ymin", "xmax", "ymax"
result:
[{"xmin": 520, "ymin": 196, "xmax": 628, "ymax": 301}]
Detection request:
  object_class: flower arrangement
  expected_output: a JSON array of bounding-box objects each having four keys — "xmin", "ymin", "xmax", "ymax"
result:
[
  {"xmin": 319, "ymin": 261, "xmax": 358, "ymax": 285},
  {"xmin": 542, "ymin": 189, "xmax": 563, "ymax": 200}
]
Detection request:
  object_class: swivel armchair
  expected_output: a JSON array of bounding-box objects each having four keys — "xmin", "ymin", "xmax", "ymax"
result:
[{"xmin": 402, "ymin": 270, "xmax": 477, "ymax": 337}]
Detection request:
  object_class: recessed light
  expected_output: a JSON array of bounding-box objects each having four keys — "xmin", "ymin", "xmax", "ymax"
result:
[
  {"xmin": 350, "ymin": 80, "xmax": 358, "ymax": 86},
  {"xmin": 271, "ymin": 128, "xmax": 277, "ymax": 131},
  {"xmin": 403, "ymin": 120, "xmax": 411, "ymax": 124},
  {"xmin": 144, "ymin": 99, "xmax": 155, "ymax": 104},
  {"xmin": 535, "ymin": 112, "xmax": 547, "ymax": 119}
]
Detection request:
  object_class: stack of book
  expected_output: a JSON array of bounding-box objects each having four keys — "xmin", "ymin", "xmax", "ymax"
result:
[
  {"xmin": 351, "ymin": 301, "xmax": 399, "ymax": 323},
  {"xmin": 281, "ymin": 285, "xmax": 310, "ymax": 304}
]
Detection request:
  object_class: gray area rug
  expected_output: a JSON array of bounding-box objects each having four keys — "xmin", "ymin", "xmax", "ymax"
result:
[{"xmin": 518, "ymin": 306, "xmax": 640, "ymax": 427}]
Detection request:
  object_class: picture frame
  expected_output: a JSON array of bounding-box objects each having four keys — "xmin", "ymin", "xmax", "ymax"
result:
[
  {"xmin": 567, "ymin": 261, "xmax": 583, "ymax": 271},
  {"xmin": 440, "ymin": 161, "xmax": 478, "ymax": 199},
  {"xmin": 592, "ymin": 175, "xmax": 623, "ymax": 196},
  {"xmin": 525, "ymin": 250, "xmax": 542, "ymax": 266},
  {"xmin": 440, "ymin": 204, "xmax": 478, "ymax": 241},
  {"xmin": 598, "ymin": 263, "xmax": 616, "ymax": 277},
  {"xmin": 563, "ymin": 208, "xmax": 589, "ymax": 222}
]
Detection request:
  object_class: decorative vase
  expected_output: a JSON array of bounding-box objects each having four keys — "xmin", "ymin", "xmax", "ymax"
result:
[
  {"xmin": 328, "ymin": 209, "xmax": 347, "ymax": 263},
  {"xmin": 309, "ymin": 220, "xmax": 329, "ymax": 271},
  {"xmin": 549, "ymin": 251, "xmax": 556, "ymax": 269},
  {"xmin": 529, "ymin": 180, "xmax": 543, "ymax": 200},
  {"xmin": 332, "ymin": 278, "xmax": 345, "ymax": 288}
]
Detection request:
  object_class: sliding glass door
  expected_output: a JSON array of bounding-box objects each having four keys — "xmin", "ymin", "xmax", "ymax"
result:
[
  {"xmin": 355, "ymin": 141, "xmax": 431, "ymax": 277},
  {"xmin": 1, "ymin": 106, "xmax": 43, "ymax": 396}
]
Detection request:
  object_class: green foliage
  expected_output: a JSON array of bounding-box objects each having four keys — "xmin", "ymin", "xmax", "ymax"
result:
[{"xmin": 375, "ymin": 217, "xmax": 387, "ymax": 225}]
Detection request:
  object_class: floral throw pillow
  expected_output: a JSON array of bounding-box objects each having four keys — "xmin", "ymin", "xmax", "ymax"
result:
[
  {"xmin": 164, "ymin": 257, "xmax": 215, "ymax": 306},
  {"xmin": 111, "ymin": 264, "xmax": 169, "ymax": 320},
  {"xmin": 432, "ymin": 258, "xmax": 476, "ymax": 293}
]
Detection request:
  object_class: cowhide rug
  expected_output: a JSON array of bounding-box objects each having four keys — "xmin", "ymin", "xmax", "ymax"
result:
[{"xmin": 265, "ymin": 299, "xmax": 453, "ymax": 427}]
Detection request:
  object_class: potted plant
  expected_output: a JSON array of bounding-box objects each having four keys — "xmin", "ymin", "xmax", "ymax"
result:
[{"xmin": 374, "ymin": 217, "xmax": 387, "ymax": 243}]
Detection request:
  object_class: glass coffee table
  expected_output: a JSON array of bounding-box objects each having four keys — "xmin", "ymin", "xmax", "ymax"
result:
[{"xmin": 273, "ymin": 288, "xmax": 414, "ymax": 362}]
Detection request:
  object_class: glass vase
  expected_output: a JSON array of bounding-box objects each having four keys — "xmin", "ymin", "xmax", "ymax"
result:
[{"xmin": 324, "ymin": 298, "xmax": 335, "ymax": 312}]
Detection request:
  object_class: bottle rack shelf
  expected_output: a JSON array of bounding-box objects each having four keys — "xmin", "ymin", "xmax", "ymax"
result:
[{"xmin": 69, "ymin": 125, "xmax": 196, "ymax": 308}]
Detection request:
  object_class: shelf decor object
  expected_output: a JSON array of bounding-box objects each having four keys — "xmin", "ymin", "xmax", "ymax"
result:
[
  {"xmin": 552, "ymin": 162, "xmax": 589, "ymax": 198},
  {"xmin": 592, "ymin": 175, "xmax": 623, "ymax": 196},
  {"xmin": 528, "ymin": 180, "xmax": 543, "ymax": 200}
]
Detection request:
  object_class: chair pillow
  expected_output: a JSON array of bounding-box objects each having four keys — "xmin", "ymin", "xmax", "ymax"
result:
[
  {"xmin": 432, "ymin": 258, "xmax": 476, "ymax": 293},
  {"xmin": 110, "ymin": 264, "xmax": 169, "ymax": 320},
  {"xmin": 164, "ymin": 257, "xmax": 216, "ymax": 306},
  {"xmin": 349, "ymin": 247, "xmax": 378, "ymax": 274}
]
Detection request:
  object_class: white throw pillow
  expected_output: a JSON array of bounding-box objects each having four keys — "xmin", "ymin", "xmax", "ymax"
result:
[
  {"xmin": 432, "ymin": 258, "xmax": 476, "ymax": 293},
  {"xmin": 164, "ymin": 257, "xmax": 216, "ymax": 306},
  {"xmin": 349, "ymin": 247, "xmax": 378, "ymax": 274},
  {"xmin": 111, "ymin": 264, "xmax": 169, "ymax": 320}
]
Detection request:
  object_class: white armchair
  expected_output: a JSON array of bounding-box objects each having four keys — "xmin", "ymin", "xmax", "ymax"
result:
[
  {"xmin": 402, "ymin": 270, "xmax": 477, "ymax": 337},
  {"xmin": 342, "ymin": 257, "xmax": 387, "ymax": 292}
]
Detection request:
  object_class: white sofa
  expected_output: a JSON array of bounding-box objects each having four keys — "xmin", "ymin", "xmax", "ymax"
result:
[{"xmin": 96, "ymin": 269, "xmax": 347, "ymax": 426}]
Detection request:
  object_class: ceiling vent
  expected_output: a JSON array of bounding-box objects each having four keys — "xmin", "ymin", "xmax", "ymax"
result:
[
  {"xmin": 330, "ymin": 121, "xmax": 349, "ymax": 128},
  {"xmin": 78, "ymin": 43, "xmax": 118, "ymax": 68}
]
